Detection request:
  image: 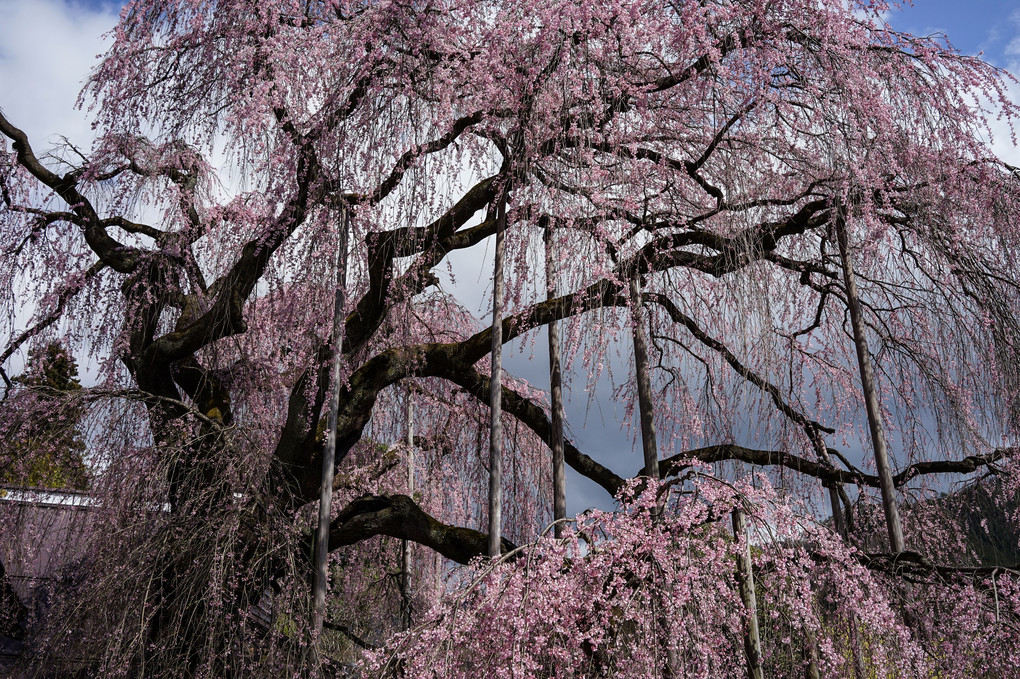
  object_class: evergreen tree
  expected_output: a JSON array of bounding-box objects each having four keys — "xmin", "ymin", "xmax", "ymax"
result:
[{"xmin": 1, "ymin": 342, "xmax": 88, "ymax": 490}]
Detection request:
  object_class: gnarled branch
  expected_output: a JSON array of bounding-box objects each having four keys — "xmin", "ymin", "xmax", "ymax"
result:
[{"xmin": 328, "ymin": 494, "xmax": 516, "ymax": 565}]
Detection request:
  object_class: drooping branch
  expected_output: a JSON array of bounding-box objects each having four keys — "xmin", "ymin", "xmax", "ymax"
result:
[
  {"xmin": 328, "ymin": 494, "xmax": 516, "ymax": 565},
  {"xmin": 354, "ymin": 110, "xmax": 488, "ymax": 207},
  {"xmin": 143, "ymin": 136, "xmax": 326, "ymax": 368},
  {"xmin": 644, "ymin": 291, "xmax": 835, "ymax": 440},
  {"xmin": 0, "ymin": 112, "xmax": 139, "ymax": 272},
  {"xmin": 659, "ymin": 444, "xmax": 1016, "ymax": 489},
  {"xmin": 645, "ymin": 285, "xmax": 850, "ymax": 533},
  {"xmin": 605, "ymin": 29, "xmax": 750, "ymax": 119},
  {"xmin": 858, "ymin": 551, "xmax": 1020, "ymax": 581},
  {"xmin": 0, "ymin": 260, "xmax": 105, "ymax": 385},
  {"xmin": 429, "ymin": 359, "xmax": 626, "ymax": 497}
]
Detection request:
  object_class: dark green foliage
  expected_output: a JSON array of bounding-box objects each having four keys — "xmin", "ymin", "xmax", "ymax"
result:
[
  {"xmin": 14, "ymin": 342, "xmax": 83, "ymax": 393},
  {"xmin": 1, "ymin": 342, "xmax": 88, "ymax": 490}
]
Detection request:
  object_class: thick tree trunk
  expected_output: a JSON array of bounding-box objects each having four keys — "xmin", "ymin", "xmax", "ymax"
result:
[
  {"xmin": 629, "ymin": 271, "xmax": 659, "ymax": 480},
  {"xmin": 488, "ymin": 192, "xmax": 507, "ymax": 558},
  {"xmin": 313, "ymin": 209, "xmax": 351, "ymax": 635},
  {"xmin": 545, "ymin": 228, "xmax": 567, "ymax": 538},
  {"xmin": 834, "ymin": 201, "xmax": 905, "ymax": 553},
  {"xmin": 732, "ymin": 507, "xmax": 764, "ymax": 679}
]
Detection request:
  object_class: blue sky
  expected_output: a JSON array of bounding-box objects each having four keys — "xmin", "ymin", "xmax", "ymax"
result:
[
  {"xmin": 892, "ymin": 1, "xmax": 1020, "ymax": 66},
  {"xmin": 1, "ymin": 0, "xmax": 1019, "ymax": 515},
  {"xmin": 45, "ymin": 0, "xmax": 1020, "ymax": 64},
  {"xmin": 3, "ymin": 0, "xmax": 1018, "ymax": 140}
]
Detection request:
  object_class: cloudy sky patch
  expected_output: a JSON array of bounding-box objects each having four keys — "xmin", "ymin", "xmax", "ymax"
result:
[{"xmin": 0, "ymin": 0, "xmax": 117, "ymax": 150}]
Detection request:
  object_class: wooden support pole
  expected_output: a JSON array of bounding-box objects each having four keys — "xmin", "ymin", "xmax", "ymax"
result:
[
  {"xmin": 313, "ymin": 208, "xmax": 351, "ymax": 637},
  {"xmin": 629, "ymin": 271, "xmax": 659, "ymax": 481},
  {"xmin": 401, "ymin": 384, "xmax": 414, "ymax": 627},
  {"xmin": 733, "ymin": 506, "xmax": 764, "ymax": 679},
  {"xmin": 545, "ymin": 227, "xmax": 566, "ymax": 538},
  {"xmin": 834, "ymin": 199, "xmax": 905, "ymax": 553},
  {"xmin": 488, "ymin": 191, "xmax": 507, "ymax": 558}
]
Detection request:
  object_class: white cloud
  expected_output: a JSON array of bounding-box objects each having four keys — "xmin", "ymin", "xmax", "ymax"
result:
[
  {"xmin": 0, "ymin": 1, "xmax": 118, "ymax": 379},
  {"xmin": 0, "ymin": 0, "xmax": 119, "ymax": 153},
  {"xmin": 1006, "ymin": 10, "xmax": 1020, "ymax": 60},
  {"xmin": 986, "ymin": 14, "xmax": 1020, "ymax": 166}
]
